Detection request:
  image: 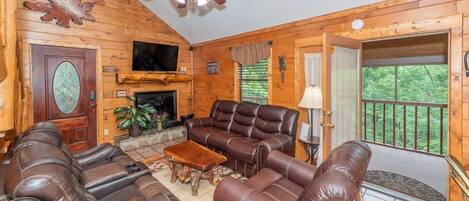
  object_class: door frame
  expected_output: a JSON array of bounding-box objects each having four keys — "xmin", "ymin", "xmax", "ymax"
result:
[
  {"xmin": 19, "ymin": 38, "xmax": 104, "ymax": 144},
  {"xmin": 294, "ymin": 45, "xmax": 322, "ymax": 161},
  {"xmin": 294, "ymin": 15, "xmax": 463, "ymax": 200}
]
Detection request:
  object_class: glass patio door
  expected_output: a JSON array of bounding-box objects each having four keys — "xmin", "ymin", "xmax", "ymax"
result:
[{"xmin": 321, "ymin": 33, "xmax": 362, "ymax": 156}]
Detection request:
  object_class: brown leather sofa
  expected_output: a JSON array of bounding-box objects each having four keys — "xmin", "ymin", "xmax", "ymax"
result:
[
  {"xmin": 186, "ymin": 100, "xmax": 299, "ymax": 177},
  {"xmin": 214, "ymin": 141, "xmax": 372, "ymax": 201},
  {"xmin": 1, "ymin": 122, "xmax": 179, "ymax": 201}
]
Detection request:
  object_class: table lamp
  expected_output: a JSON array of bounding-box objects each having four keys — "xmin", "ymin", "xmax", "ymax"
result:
[{"xmin": 298, "ymin": 86, "xmax": 323, "ymax": 142}]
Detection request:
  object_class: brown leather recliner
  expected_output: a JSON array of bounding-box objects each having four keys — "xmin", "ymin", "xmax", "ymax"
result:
[
  {"xmin": 0, "ymin": 122, "xmax": 134, "ymax": 198},
  {"xmin": 213, "ymin": 141, "xmax": 372, "ymax": 201},
  {"xmin": 186, "ymin": 100, "xmax": 299, "ymax": 177},
  {"xmin": 3, "ymin": 122, "xmax": 134, "ymax": 170},
  {"xmin": 4, "ymin": 139, "xmax": 178, "ymax": 201}
]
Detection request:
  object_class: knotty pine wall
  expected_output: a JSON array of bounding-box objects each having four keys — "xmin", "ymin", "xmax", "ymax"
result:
[
  {"xmin": 191, "ymin": 1, "xmax": 469, "ymax": 199},
  {"xmin": 15, "ymin": 0, "xmax": 192, "ymax": 144},
  {"xmin": 0, "ymin": 0, "xmax": 18, "ymax": 155}
]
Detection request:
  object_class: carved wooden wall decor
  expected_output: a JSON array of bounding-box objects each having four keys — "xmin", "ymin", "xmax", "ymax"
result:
[
  {"xmin": 0, "ymin": 51, "xmax": 6, "ymax": 83},
  {"xmin": 23, "ymin": 0, "xmax": 101, "ymax": 28}
]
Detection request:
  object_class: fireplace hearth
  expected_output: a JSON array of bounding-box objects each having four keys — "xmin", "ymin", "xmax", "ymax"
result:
[{"xmin": 134, "ymin": 91, "xmax": 177, "ymax": 128}]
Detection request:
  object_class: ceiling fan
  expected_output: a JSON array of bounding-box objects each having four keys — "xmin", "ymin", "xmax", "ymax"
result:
[{"xmin": 176, "ymin": 0, "xmax": 226, "ymax": 8}]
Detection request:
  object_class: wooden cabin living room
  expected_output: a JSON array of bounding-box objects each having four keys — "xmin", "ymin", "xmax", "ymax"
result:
[{"xmin": 1, "ymin": 0, "xmax": 468, "ymax": 200}]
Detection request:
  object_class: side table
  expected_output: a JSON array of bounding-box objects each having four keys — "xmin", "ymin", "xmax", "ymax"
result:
[{"xmin": 299, "ymin": 136, "xmax": 320, "ymax": 166}]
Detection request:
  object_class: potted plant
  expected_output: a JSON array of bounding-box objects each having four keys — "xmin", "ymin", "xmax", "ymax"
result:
[{"xmin": 114, "ymin": 96, "xmax": 157, "ymax": 137}]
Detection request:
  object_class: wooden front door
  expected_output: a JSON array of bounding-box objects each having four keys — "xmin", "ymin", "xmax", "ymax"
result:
[{"xmin": 32, "ymin": 45, "xmax": 97, "ymax": 153}]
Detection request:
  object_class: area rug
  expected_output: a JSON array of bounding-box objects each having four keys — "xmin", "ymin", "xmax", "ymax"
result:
[
  {"xmin": 364, "ymin": 170, "xmax": 446, "ymax": 201},
  {"xmin": 147, "ymin": 159, "xmax": 247, "ymax": 201}
]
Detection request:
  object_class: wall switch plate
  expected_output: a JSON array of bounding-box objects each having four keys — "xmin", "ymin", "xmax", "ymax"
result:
[{"xmin": 104, "ymin": 128, "xmax": 109, "ymax": 136}]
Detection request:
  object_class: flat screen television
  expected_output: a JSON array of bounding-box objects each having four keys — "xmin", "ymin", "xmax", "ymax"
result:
[{"xmin": 132, "ymin": 41, "xmax": 179, "ymax": 72}]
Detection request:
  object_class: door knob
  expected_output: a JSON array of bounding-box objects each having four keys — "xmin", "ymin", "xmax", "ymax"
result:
[
  {"xmin": 320, "ymin": 122, "xmax": 335, "ymax": 128},
  {"xmin": 89, "ymin": 91, "xmax": 96, "ymax": 109}
]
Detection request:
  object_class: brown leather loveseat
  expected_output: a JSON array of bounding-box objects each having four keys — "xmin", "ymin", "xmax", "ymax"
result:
[
  {"xmin": 214, "ymin": 141, "xmax": 372, "ymax": 201},
  {"xmin": 1, "ymin": 122, "xmax": 178, "ymax": 201},
  {"xmin": 186, "ymin": 100, "xmax": 299, "ymax": 177}
]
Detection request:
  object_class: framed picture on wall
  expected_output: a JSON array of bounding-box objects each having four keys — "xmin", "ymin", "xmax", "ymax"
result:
[
  {"xmin": 299, "ymin": 122, "xmax": 311, "ymax": 141},
  {"xmin": 207, "ymin": 62, "xmax": 219, "ymax": 74}
]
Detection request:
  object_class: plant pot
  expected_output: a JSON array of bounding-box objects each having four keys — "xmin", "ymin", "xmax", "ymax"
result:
[{"xmin": 128, "ymin": 125, "xmax": 142, "ymax": 137}]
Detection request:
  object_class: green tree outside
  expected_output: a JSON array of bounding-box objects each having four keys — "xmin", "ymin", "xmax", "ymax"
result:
[{"xmin": 362, "ymin": 64, "xmax": 448, "ymax": 154}]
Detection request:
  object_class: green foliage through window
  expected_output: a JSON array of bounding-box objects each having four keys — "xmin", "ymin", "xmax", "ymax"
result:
[
  {"xmin": 361, "ymin": 64, "xmax": 448, "ymax": 155},
  {"xmin": 239, "ymin": 60, "xmax": 269, "ymax": 104}
]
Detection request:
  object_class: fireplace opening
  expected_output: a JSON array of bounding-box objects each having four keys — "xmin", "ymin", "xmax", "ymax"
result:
[{"xmin": 134, "ymin": 91, "xmax": 177, "ymax": 129}]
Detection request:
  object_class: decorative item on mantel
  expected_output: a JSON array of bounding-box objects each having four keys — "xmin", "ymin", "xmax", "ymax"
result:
[
  {"xmin": 278, "ymin": 55, "xmax": 287, "ymax": 82},
  {"xmin": 114, "ymin": 96, "xmax": 157, "ymax": 137},
  {"xmin": 23, "ymin": 0, "xmax": 102, "ymax": 28}
]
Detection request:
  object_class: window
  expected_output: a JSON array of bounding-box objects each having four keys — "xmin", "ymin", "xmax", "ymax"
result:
[{"xmin": 238, "ymin": 59, "xmax": 269, "ymax": 104}]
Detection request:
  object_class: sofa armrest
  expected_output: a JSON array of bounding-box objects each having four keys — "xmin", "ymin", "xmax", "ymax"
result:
[
  {"xmin": 257, "ymin": 135, "xmax": 293, "ymax": 170},
  {"xmin": 214, "ymin": 178, "xmax": 274, "ymax": 201},
  {"xmin": 73, "ymin": 143, "xmax": 123, "ymax": 166},
  {"xmin": 185, "ymin": 117, "xmax": 213, "ymax": 140},
  {"xmin": 265, "ymin": 150, "xmax": 317, "ymax": 188},
  {"xmin": 185, "ymin": 118, "xmax": 212, "ymax": 130}
]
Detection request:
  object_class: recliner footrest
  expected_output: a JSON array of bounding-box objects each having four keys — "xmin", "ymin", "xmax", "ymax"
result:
[{"xmin": 82, "ymin": 163, "xmax": 129, "ymax": 189}]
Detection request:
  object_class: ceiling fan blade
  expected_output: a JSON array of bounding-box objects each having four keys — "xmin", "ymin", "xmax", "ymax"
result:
[
  {"xmin": 177, "ymin": 0, "xmax": 187, "ymax": 8},
  {"xmin": 213, "ymin": 0, "xmax": 226, "ymax": 5}
]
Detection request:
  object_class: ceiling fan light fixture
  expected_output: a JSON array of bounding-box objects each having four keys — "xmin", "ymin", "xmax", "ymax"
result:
[
  {"xmin": 176, "ymin": 0, "xmax": 225, "ymax": 9},
  {"xmin": 197, "ymin": 0, "xmax": 209, "ymax": 6}
]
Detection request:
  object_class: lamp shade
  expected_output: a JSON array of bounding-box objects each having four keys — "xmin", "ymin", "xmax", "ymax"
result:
[{"xmin": 298, "ymin": 86, "xmax": 322, "ymax": 109}]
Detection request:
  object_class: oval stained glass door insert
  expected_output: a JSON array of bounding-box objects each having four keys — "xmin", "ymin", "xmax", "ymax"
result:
[{"xmin": 53, "ymin": 61, "xmax": 81, "ymax": 114}]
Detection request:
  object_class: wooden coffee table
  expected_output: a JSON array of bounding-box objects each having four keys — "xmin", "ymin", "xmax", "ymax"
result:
[{"xmin": 163, "ymin": 140, "xmax": 227, "ymax": 196}]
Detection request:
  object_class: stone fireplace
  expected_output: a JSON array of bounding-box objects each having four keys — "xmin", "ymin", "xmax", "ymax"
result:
[{"xmin": 134, "ymin": 91, "xmax": 177, "ymax": 124}]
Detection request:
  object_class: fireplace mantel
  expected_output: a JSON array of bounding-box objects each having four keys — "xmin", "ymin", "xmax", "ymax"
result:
[{"xmin": 117, "ymin": 73, "xmax": 192, "ymax": 85}]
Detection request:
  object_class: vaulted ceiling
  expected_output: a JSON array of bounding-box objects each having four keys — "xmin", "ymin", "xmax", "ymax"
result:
[{"xmin": 140, "ymin": 0, "xmax": 382, "ymax": 44}]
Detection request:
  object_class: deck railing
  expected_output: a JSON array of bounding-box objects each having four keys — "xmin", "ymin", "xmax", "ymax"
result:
[{"xmin": 362, "ymin": 99, "xmax": 448, "ymax": 156}]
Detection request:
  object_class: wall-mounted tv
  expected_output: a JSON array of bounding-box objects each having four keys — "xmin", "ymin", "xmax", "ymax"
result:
[{"xmin": 132, "ymin": 41, "xmax": 179, "ymax": 72}]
